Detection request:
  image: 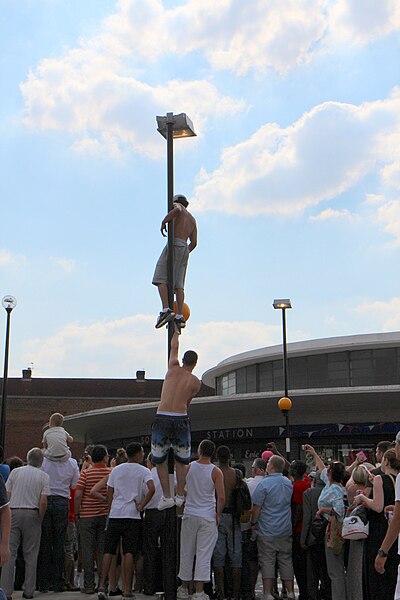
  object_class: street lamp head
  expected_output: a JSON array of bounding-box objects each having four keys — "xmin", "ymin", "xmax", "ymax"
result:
[
  {"xmin": 273, "ymin": 298, "xmax": 292, "ymax": 310},
  {"xmin": 2, "ymin": 296, "xmax": 17, "ymax": 311},
  {"xmin": 156, "ymin": 113, "xmax": 197, "ymax": 139},
  {"xmin": 278, "ymin": 396, "xmax": 292, "ymax": 412}
]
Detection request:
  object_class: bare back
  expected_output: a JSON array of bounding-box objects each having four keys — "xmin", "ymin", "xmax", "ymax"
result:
[
  {"xmin": 158, "ymin": 364, "xmax": 201, "ymax": 414},
  {"xmin": 220, "ymin": 464, "xmax": 238, "ymax": 509},
  {"xmin": 174, "ymin": 204, "xmax": 197, "ymax": 243}
]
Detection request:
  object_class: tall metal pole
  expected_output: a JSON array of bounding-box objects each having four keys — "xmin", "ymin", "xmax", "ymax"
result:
[
  {"xmin": 166, "ymin": 113, "xmax": 175, "ymax": 361},
  {"xmin": 164, "ymin": 113, "xmax": 177, "ymax": 600},
  {"xmin": 281, "ymin": 308, "xmax": 290, "ymax": 461},
  {"xmin": 0, "ymin": 307, "xmax": 12, "ymax": 449}
]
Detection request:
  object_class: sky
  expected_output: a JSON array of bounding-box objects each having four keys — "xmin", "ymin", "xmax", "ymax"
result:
[{"xmin": 1, "ymin": 0, "xmax": 400, "ymax": 381}]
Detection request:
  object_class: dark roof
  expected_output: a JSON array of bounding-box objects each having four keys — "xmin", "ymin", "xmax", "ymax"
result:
[{"xmin": 6, "ymin": 377, "xmax": 214, "ymax": 399}]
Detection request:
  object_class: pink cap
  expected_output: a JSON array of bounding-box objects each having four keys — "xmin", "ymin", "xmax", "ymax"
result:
[{"xmin": 262, "ymin": 450, "xmax": 273, "ymax": 462}]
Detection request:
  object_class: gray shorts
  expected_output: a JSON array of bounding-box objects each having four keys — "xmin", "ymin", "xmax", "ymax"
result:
[
  {"xmin": 257, "ymin": 535, "xmax": 294, "ymax": 580},
  {"xmin": 152, "ymin": 239, "xmax": 189, "ymax": 290}
]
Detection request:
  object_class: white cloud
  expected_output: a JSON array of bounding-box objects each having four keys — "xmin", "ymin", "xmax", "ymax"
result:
[
  {"xmin": 50, "ymin": 256, "xmax": 76, "ymax": 273},
  {"xmin": 328, "ymin": 0, "xmax": 400, "ymax": 44},
  {"xmin": 21, "ymin": 60, "xmax": 244, "ymax": 158},
  {"xmin": 192, "ymin": 91, "xmax": 400, "ymax": 217},
  {"xmin": 364, "ymin": 193, "xmax": 385, "ymax": 205},
  {"xmin": 0, "ymin": 250, "xmax": 27, "ymax": 267},
  {"xmin": 21, "ymin": 314, "xmax": 282, "ymax": 379},
  {"xmin": 355, "ymin": 297, "xmax": 400, "ymax": 330},
  {"xmin": 376, "ymin": 199, "xmax": 400, "ymax": 246},
  {"xmin": 102, "ymin": 0, "xmax": 329, "ymax": 76},
  {"xmin": 310, "ymin": 208, "xmax": 355, "ymax": 221}
]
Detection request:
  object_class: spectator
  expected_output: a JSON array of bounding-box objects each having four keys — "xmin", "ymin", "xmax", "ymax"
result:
[
  {"xmin": 289, "ymin": 460, "xmax": 311, "ymax": 600},
  {"xmin": 301, "ymin": 471, "xmax": 331, "ymax": 600},
  {"xmin": 345, "ymin": 465, "xmax": 368, "ymax": 600},
  {"xmin": 65, "ymin": 488, "xmax": 79, "ymax": 591},
  {"xmin": 1, "ymin": 448, "xmax": 49, "ymax": 599},
  {"xmin": 213, "ymin": 446, "xmax": 242, "ymax": 600},
  {"xmin": 0, "ymin": 466, "xmax": 11, "ymax": 565},
  {"xmin": 37, "ymin": 452, "xmax": 79, "ymax": 592},
  {"xmin": 97, "ymin": 443, "xmax": 154, "ymax": 600},
  {"xmin": 177, "ymin": 440, "xmax": 224, "ymax": 600},
  {"xmin": 42, "ymin": 413, "xmax": 73, "ymax": 462},
  {"xmin": 246, "ymin": 459, "xmax": 266, "ymax": 600},
  {"xmin": 143, "ymin": 453, "xmax": 167, "ymax": 596},
  {"xmin": 6, "ymin": 457, "xmax": 24, "ymax": 472},
  {"xmin": 374, "ymin": 431, "xmax": 400, "ymax": 598},
  {"xmin": 306, "ymin": 446, "xmax": 346, "ymax": 600},
  {"xmin": 354, "ymin": 447, "xmax": 400, "ymax": 600},
  {"xmin": 0, "ymin": 447, "xmax": 10, "ymax": 483},
  {"xmin": 251, "ymin": 455, "xmax": 295, "ymax": 600},
  {"xmin": 74, "ymin": 444, "xmax": 111, "ymax": 594}
]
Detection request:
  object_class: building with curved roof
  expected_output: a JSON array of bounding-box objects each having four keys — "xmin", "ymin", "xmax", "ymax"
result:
[{"xmin": 63, "ymin": 331, "xmax": 400, "ymax": 467}]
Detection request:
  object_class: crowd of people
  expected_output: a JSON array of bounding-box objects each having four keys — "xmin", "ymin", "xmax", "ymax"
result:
[{"xmin": 0, "ymin": 414, "xmax": 399, "ymax": 600}]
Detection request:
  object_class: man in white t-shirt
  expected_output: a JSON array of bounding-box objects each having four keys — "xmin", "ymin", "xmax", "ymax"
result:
[
  {"xmin": 375, "ymin": 430, "xmax": 400, "ymax": 599},
  {"xmin": 177, "ymin": 439, "xmax": 225, "ymax": 600},
  {"xmin": 97, "ymin": 443, "xmax": 155, "ymax": 600}
]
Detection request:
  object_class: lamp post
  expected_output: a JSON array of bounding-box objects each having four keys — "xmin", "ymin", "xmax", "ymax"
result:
[
  {"xmin": 156, "ymin": 113, "xmax": 196, "ymax": 600},
  {"xmin": 273, "ymin": 298, "xmax": 292, "ymax": 461},
  {"xmin": 156, "ymin": 112, "xmax": 196, "ymax": 359},
  {"xmin": 0, "ymin": 295, "xmax": 17, "ymax": 450}
]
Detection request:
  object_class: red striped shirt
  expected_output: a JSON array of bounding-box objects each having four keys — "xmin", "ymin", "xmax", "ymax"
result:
[{"xmin": 76, "ymin": 465, "xmax": 111, "ymax": 518}]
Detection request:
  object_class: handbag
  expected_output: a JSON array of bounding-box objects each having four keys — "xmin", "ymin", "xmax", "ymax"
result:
[
  {"xmin": 311, "ymin": 515, "xmax": 328, "ymax": 542},
  {"xmin": 342, "ymin": 505, "xmax": 369, "ymax": 540},
  {"xmin": 327, "ymin": 513, "xmax": 344, "ymax": 554}
]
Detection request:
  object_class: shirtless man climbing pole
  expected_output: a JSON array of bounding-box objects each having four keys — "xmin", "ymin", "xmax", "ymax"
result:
[
  {"xmin": 152, "ymin": 194, "xmax": 197, "ymax": 329},
  {"xmin": 151, "ymin": 330, "xmax": 201, "ymax": 510}
]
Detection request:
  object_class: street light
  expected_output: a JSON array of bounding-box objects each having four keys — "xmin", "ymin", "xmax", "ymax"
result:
[
  {"xmin": 156, "ymin": 113, "xmax": 196, "ymax": 600},
  {"xmin": 156, "ymin": 112, "xmax": 196, "ymax": 359},
  {"xmin": 0, "ymin": 295, "xmax": 17, "ymax": 449},
  {"xmin": 273, "ymin": 298, "xmax": 292, "ymax": 460}
]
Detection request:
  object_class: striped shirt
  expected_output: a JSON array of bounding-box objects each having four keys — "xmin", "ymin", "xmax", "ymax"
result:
[
  {"xmin": 76, "ymin": 465, "xmax": 111, "ymax": 518},
  {"xmin": 6, "ymin": 465, "xmax": 50, "ymax": 509}
]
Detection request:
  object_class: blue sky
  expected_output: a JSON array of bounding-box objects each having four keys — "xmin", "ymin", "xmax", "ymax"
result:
[{"xmin": 1, "ymin": 0, "xmax": 400, "ymax": 380}]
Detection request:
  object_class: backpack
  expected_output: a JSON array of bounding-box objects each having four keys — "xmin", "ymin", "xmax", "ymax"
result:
[
  {"xmin": 232, "ymin": 469, "xmax": 252, "ymax": 523},
  {"xmin": 342, "ymin": 505, "xmax": 369, "ymax": 540}
]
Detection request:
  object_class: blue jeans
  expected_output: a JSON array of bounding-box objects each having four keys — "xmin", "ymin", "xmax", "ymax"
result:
[{"xmin": 37, "ymin": 495, "xmax": 69, "ymax": 591}]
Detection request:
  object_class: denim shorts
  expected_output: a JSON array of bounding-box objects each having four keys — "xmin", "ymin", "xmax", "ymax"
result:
[
  {"xmin": 213, "ymin": 512, "xmax": 242, "ymax": 568},
  {"xmin": 151, "ymin": 414, "xmax": 191, "ymax": 465}
]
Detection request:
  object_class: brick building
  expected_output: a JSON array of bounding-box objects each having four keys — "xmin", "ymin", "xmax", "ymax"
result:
[{"xmin": 2, "ymin": 369, "xmax": 214, "ymax": 460}]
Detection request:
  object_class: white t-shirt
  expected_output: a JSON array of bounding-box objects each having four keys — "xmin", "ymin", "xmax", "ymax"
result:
[
  {"xmin": 108, "ymin": 462, "xmax": 153, "ymax": 519},
  {"xmin": 396, "ymin": 474, "xmax": 400, "ymax": 555},
  {"xmin": 43, "ymin": 427, "xmax": 70, "ymax": 460}
]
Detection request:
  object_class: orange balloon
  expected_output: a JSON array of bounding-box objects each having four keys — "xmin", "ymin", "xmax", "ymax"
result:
[{"xmin": 174, "ymin": 301, "xmax": 190, "ymax": 321}]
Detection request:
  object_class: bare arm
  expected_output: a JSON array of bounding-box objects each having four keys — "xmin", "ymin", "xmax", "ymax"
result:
[
  {"xmin": 0, "ymin": 505, "xmax": 10, "ymax": 566},
  {"xmin": 90, "ymin": 474, "xmax": 110, "ymax": 500},
  {"xmin": 188, "ymin": 223, "xmax": 197, "ymax": 253},
  {"xmin": 168, "ymin": 332, "xmax": 180, "ymax": 368},
  {"xmin": 106, "ymin": 485, "xmax": 114, "ymax": 512},
  {"xmin": 160, "ymin": 204, "xmax": 182, "ymax": 237},
  {"xmin": 375, "ymin": 500, "xmax": 400, "ymax": 573},
  {"xmin": 39, "ymin": 494, "xmax": 48, "ymax": 521},
  {"xmin": 213, "ymin": 467, "xmax": 225, "ymax": 525},
  {"xmin": 355, "ymin": 475, "xmax": 384, "ymax": 513},
  {"xmin": 74, "ymin": 489, "xmax": 83, "ymax": 517},
  {"xmin": 305, "ymin": 445, "xmax": 325, "ymax": 473},
  {"xmin": 67, "ymin": 434, "xmax": 74, "ymax": 444},
  {"xmin": 136, "ymin": 480, "xmax": 155, "ymax": 512}
]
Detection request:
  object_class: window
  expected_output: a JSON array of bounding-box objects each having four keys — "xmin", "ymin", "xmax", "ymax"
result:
[
  {"xmin": 259, "ymin": 362, "xmax": 273, "ymax": 391},
  {"xmin": 288, "ymin": 356, "xmax": 307, "ymax": 389},
  {"xmin": 350, "ymin": 350, "xmax": 373, "ymax": 386},
  {"xmin": 307, "ymin": 354, "xmax": 328, "ymax": 388},
  {"xmin": 221, "ymin": 371, "xmax": 236, "ymax": 396},
  {"xmin": 328, "ymin": 352, "xmax": 350, "ymax": 387}
]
